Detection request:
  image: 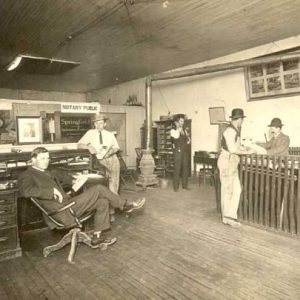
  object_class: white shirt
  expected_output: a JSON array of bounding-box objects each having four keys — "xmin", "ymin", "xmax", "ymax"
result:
[
  {"xmin": 223, "ymin": 127, "xmax": 241, "ymax": 153},
  {"xmin": 78, "ymin": 129, "xmax": 119, "ymax": 159},
  {"xmin": 170, "ymin": 128, "xmax": 186, "ymax": 139}
]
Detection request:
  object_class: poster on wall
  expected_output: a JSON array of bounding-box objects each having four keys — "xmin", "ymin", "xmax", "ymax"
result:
[
  {"xmin": 60, "ymin": 115, "xmax": 92, "ymax": 142},
  {"xmin": 0, "ymin": 110, "xmax": 15, "ymax": 144},
  {"xmin": 16, "ymin": 116, "xmax": 43, "ymax": 144},
  {"xmin": 208, "ymin": 107, "xmax": 226, "ymax": 124}
]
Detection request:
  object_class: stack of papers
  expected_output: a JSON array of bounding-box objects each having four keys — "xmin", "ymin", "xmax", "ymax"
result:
[{"xmin": 72, "ymin": 176, "xmax": 88, "ymax": 192}]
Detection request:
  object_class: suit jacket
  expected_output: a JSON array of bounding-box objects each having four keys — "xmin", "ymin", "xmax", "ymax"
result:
[
  {"xmin": 262, "ymin": 132, "xmax": 290, "ymax": 156},
  {"xmin": 18, "ymin": 166, "xmax": 74, "ymax": 228}
]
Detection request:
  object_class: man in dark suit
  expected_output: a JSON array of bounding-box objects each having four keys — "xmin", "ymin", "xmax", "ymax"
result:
[
  {"xmin": 170, "ymin": 114, "xmax": 191, "ymax": 192},
  {"xmin": 18, "ymin": 147, "xmax": 145, "ymax": 247},
  {"xmin": 258, "ymin": 118, "xmax": 290, "ymax": 156}
]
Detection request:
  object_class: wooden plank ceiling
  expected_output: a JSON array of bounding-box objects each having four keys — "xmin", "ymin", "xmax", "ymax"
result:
[{"xmin": 0, "ymin": 0, "xmax": 300, "ymax": 93}]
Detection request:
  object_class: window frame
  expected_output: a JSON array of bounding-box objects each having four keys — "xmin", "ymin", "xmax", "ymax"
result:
[{"xmin": 246, "ymin": 58, "xmax": 300, "ymax": 101}]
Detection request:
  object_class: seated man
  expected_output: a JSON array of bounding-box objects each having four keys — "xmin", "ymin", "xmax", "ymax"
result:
[
  {"xmin": 257, "ymin": 118, "xmax": 290, "ymax": 156},
  {"xmin": 18, "ymin": 147, "xmax": 146, "ymax": 247}
]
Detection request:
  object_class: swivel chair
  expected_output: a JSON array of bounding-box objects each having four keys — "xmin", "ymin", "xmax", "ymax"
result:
[{"xmin": 30, "ymin": 197, "xmax": 99, "ymax": 264}]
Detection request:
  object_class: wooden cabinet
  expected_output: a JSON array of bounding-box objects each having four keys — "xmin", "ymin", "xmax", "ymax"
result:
[
  {"xmin": 0, "ymin": 187, "xmax": 22, "ymax": 261},
  {"xmin": 155, "ymin": 119, "xmax": 174, "ymax": 173}
]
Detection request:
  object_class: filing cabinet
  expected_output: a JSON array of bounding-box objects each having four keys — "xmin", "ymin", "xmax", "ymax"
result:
[{"xmin": 0, "ymin": 188, "xmax": 22, "ymax": 261}]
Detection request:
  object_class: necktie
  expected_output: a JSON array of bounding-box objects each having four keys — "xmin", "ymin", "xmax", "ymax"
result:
[{"xmin": 99, "ymin": 131, "xmax": 103, "ymax": 144}]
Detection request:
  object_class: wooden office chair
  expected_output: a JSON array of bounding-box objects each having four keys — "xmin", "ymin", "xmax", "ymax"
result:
[
  {"xmin": 198, "ymin": 152, "xmax": 217, "ymax": 186},
  {"xmin": 30, "ymin": 197, "xmax": 98, "ymax": 264},
  {"xmin": 117, "ymin": 151, "xmax": 136, "ymax": 186},
  {"xmin": 90, "ymin": 154, "xmax": 108, "ymax": 178}
]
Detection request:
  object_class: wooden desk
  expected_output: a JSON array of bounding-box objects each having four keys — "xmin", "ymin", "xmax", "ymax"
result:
[
  {"xmin": 0, "ymin": 184, "xmax": 22, "ymax": 261},
  {"xmin": 193, "ymin": 154, "xmax": 217, "ymax": 176}
]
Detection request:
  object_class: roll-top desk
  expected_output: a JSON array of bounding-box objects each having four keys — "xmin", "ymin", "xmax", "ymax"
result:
[
  {"xmin": 0, "ymin": 186, "xmax": 21, "ymax": 261},
  {"xmin": 0, "ymin": 148, "xmax": 95, "ymax": 261}
]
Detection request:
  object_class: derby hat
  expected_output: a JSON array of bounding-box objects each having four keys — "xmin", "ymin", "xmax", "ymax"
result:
[
  {"xmin": 229, "ymin": 108, "xmax": 246, "ymax": 120},
  {"xmin": 93, "ymin": 113, "xmax": 109, "ymax": 122},
  {"xmin": 268, "ymin": 118, "xmax": 283, "ymax": 127}
]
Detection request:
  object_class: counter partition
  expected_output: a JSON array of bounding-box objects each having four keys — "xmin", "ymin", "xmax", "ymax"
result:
[{"xmin": 215, "ymin": 154, "xmax": 300, "ymax": 236}]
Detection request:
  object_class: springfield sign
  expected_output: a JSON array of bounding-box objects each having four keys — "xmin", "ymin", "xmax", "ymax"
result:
[{"xmin": 61, "ymin": 102, "xmax": 100, "ymax": 114}]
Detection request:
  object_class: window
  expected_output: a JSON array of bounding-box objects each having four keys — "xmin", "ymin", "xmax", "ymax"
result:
[{"xmin": 246, "ymin": 58, "xmax": 300, "ymax": 100}]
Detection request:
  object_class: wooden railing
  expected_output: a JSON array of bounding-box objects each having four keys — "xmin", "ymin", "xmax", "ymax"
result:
[
  {"xmin": 238, "ymin": 154, "xmax": 300, "ymax": 235},
  {"xmin": 289, "ymin": 147, "xmax": 300, "ymax": 156}
]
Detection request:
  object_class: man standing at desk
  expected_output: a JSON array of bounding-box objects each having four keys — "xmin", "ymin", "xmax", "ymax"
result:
[
  {"xmin": 170, "ymin": 114, "xmax": 191, "ymax": 192},
  {"xmin": 257, "ymin": 118, "xmax": 290, "ymax": 156},
  {"xmin": 218, "ymin": 108, "xmax": 255, "ymax": 227},
  {"xmin": 78, "ymin": 114, "xmax": 120, "ymax": 194}
]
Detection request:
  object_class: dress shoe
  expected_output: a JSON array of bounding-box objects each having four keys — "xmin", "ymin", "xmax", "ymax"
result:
[
  {"xmin": 91, "ymin": 235, "xmax": 117, "ymax": 248},
  {"xmin": 222, "ymin": 217, "xmax": 241, "ymax": 228},
  {"xmin": 110, "ymin": 214, "xmax": 116, "ymax": 223},
  {"xmin": 183, "ymin": 187, "xmax": 192, "ymax": 190},
  {"xmin": 123, "ymin": 197, "xmax": 146, "ymax": 213}
]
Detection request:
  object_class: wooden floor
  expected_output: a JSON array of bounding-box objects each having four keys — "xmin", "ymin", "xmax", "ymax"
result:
[{"xmin": 1, "ymin": 178, "xmax": 300, "ymax": 300}]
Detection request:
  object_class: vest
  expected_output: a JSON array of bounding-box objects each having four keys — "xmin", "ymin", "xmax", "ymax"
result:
[
  {"xmin": 173, "ymin": 129, "xmax": 189, "ymax": 152},
  {"xmin": 221, "ymin": 124, "xmax": 240, "ymax": 152}
]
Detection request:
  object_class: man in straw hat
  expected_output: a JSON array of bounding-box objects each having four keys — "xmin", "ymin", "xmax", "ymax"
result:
[
  {"xmin": 78, "ymin": 113, "xmax": 120, "ymax": 193},
  {"xmin": 78, "ymin": 113, "xmax": 121, "ymax": 220},
  {"xmin": 257, "ymin": 118, "xmax": 290, "ymax": 156},
  {"xmin": 218, "ymin": 108, "xmax": 256, "ymax": 227}
]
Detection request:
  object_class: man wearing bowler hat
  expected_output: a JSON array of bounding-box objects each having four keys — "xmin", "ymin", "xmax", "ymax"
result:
[
  {"xmin": 257, "ymin": 118, "xmax": 290, "ymax": 156},
  {"xmin": 78, "ymin": 114, "xmax": 121, "ymax": 220},
  {"xmin": 218, "ymin": 108, "xmax": 255, "ymax": 227}
]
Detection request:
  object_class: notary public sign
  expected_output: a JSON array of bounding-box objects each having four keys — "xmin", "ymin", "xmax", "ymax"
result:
[{"xmin": 61, "ymin": 102, "xmax": 100, "ymax": 114}]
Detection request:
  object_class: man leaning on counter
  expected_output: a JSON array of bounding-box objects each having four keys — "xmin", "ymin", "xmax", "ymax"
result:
[{"xmin": 256, "ymin": 118, "xmax": 290, "ymax": 156}]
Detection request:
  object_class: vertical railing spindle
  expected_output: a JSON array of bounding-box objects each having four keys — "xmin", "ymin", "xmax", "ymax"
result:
[
  {"xmin": 264, "ymin": 156, "xmax": 270, "ymax": 227},
  {"xmin": 289, "ymin": 156, "xmax": 295, "ymax": 233},
  {"xmin": 254, "ymin": 154, "xmax": 259, "ymax": 223},
  {"xmin": 248, "ymin": 155, "xmax": 254, "ymax": 222},
  {"xmin": 270, "ymin": 156, "xmax": 276, "ymax": 228},
  {"xmin": 276, "ymin": 157, "xmax": 282, "ymax": 229},
  {"xmin": 282, "ymin": 156, "xmax": 289, "ymax": 231},
  {"xmin": 259, "ymin": 155, "xmax": 265, "ymax": 225}
]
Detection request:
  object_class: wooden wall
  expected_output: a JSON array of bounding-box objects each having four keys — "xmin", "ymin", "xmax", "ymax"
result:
[{"xmin": 0, "ymin": 88, "xmax": 86, "ymax": 102}]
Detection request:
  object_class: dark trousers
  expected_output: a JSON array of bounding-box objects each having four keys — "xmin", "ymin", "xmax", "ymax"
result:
[
  {"xmin": 173, "ymin": 150, "xmax": 189, "ymax": 191},
  {"xmin": 71, "ymin": 184, "xmax": 125, "ymax": 232}
]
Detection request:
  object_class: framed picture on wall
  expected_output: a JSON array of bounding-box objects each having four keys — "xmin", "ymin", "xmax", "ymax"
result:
[
  {"xmin": 16, "ymin": 116, "xmax": 43, "ymax": 144},
  {"xmin": 208, "ymin": 107, "xmax": 226, "ymax": 124}
]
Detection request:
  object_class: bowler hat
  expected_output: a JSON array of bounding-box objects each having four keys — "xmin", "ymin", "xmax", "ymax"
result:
[
  {"xmin": 268, "ymin": 118, "xmax": 283, "ymax": 127},
  {"xmin": 229, "ymin": 108, "xmax": 246, "ymax": 120},
  {"xmin": 93, "ymin": 114, "xmax": 109, "ymax": 122}
]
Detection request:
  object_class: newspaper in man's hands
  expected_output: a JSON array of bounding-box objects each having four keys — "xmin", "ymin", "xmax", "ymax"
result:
[{"xmin": 72, "ymin": 175, "xmax": 88, "ymax": 192}]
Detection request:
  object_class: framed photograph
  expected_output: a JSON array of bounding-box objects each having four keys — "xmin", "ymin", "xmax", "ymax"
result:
[
  {"xmin": 16, "ymin": 116, "xmax": 43, "ymax": 144},
  {"xmin": 208, "ymin": 107, "xmax": 226, "ymax": 124}
]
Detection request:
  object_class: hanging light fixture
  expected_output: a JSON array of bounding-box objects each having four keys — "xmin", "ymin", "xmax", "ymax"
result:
[
  {"xmin": 6, "ymin": 55, "xmax": 23, "ymax": 71},
  {"xmin": 5, "ymin": 54, "xmax": 80, "ymax": 74}
]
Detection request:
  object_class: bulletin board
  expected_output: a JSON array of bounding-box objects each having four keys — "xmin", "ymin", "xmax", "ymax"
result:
[
  {"xmin": 208, "ymin": 107, "xmax": 226, "ymax": 124},
  {"xmin": 60, "ymin": 115, "xmax": 92, "ymax": 141}
]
